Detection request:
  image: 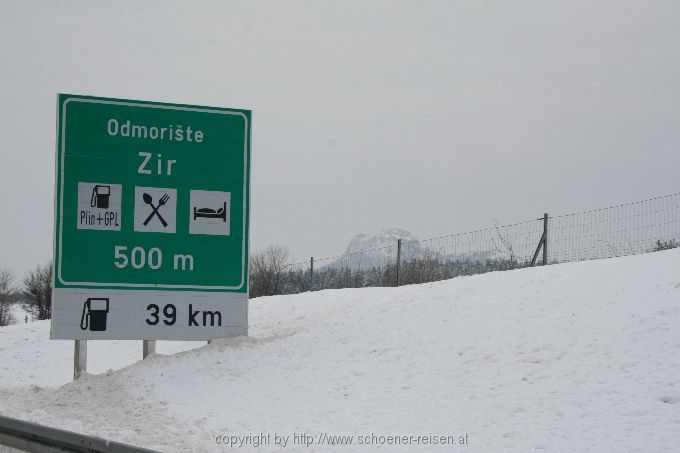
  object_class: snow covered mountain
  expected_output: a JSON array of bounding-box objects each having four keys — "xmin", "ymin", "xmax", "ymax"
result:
[
  {"xmin": 343, "ymin": 228, "xmax": 418, "ymax": 254},
  {"xmin": 317, "ymin": 228, "xmax": 418, "ymax": 270},
  {"xmin": 336, "ymin": 228, "xmax": 494, "ymax": 268}
]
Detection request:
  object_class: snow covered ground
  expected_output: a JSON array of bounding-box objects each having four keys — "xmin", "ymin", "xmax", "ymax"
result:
[
  {"xmin": 1, "ymin": 250, "xmax": 679, "ymax": 452},
  {"xmin": 5, "ymin": 303, "xmax": 35, "ymax": 326}
]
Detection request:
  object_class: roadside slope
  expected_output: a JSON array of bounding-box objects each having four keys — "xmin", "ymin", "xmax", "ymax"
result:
[{"xmin": 1, "ymin": 250, "xmax": 679, "ymax": 452}]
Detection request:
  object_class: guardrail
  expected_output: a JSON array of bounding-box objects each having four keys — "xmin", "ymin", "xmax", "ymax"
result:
[{"xmin": 0, "ymin": 414, "xmax": 158, "ymax": 453}]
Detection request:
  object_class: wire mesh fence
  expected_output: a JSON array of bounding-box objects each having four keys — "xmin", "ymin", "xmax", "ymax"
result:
[
  {"xmin": 548, "ymin": 193, "xmax": 680, "ymax": 262},
  {"xmin": 250, "ymin": 192, "xmax": 680, "ymax": 297}
]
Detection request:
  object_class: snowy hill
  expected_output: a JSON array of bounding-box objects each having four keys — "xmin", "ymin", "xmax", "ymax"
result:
[{"xmin": 1, "ymin": 250, "xmax": 680, "ymax": 452}]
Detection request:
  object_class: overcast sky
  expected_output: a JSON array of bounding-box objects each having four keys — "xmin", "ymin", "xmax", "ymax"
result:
[{"xmin": 1, "ymin": 1, "xmax": 679, "ymax": 276}]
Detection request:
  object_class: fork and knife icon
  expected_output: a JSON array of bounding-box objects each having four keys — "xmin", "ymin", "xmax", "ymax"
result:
[{"xmin": 142, "ymin": 192, "xmax": 169, "ymax": 227}]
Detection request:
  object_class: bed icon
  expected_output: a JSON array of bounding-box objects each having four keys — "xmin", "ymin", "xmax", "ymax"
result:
[
  {"xmin": 189, "ymin": 190, "xmax": 231, "ymax": 236},
  {"xmin": 193, "ymin": 202, "xmax": 227, "ymax": 222}
]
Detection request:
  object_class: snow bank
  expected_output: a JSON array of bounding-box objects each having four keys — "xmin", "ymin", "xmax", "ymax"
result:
[
  {"xmin": 6, "ymin": 303, "xmax": 34, "ymax": 326},
  {"xmin": 1, "ymin": 250, "xmax": 679, "ymax": 452}
]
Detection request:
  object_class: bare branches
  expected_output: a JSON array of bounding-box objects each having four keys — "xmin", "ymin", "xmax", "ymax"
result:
[
  {"xmin": 492, "ymin": 221, "xmax": 516, "ymax": 263},
  {"xmin": 23, "ymin": 262, "xmax": 53, "ymax": 321},
  {"xmin": 0, "ymin": 269, "xmax": 13, "ymax": 326},
  {"xmin": 249, "ymin": 246, "xmax": 291, "ymax": 297}
]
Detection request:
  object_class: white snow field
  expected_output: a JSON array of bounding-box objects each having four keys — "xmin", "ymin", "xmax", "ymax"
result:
[{"xmin": 1, "ymin": 250, "xmax": 680, "ymax": 452}]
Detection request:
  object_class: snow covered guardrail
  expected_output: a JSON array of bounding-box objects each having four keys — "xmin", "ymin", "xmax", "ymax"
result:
[{"xmin": 0, "ymin": 414, "xmax": 158, "ymax": 453}]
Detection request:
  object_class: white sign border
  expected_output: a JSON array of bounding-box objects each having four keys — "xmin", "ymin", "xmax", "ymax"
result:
[{"xmin": 57, "ymin": 97, "xmax": 249, "ymax": 291}]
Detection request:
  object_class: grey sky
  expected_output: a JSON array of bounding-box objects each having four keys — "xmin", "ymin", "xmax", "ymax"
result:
[{"xmin": 1, "ymin": 1, "xmax": 679, "ymax": 276}]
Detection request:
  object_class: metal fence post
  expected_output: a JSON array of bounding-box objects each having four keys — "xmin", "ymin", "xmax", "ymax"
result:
[
  {"xmin": 143, "ymin": 340, "xmax": 156, "ymax": 359},
  {"xmin": 74, "ymin": 340, "xmax": 87, "ymax": 380},
  {"xmin": 543, "ymin": 213, "xmax": 548, "ymax": 265},
  {"xmin": 530, "ymin": 213, "xmax": 549, "ymax": 267},
  {"xmin": 310, "ymin": 257, "xmax": 314, "ymax": 292},
  {"xmin": 396, "ymin": 239, "xmax": 402, "ymax": 287}
]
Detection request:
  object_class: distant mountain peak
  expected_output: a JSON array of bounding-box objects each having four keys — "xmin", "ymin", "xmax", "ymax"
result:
[{"xmin": 344, "ymin": 228, "xmax": 418, "ymax": 254}]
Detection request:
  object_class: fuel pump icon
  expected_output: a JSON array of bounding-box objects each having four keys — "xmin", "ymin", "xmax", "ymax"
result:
[
  {"xmin": 80, "ymin": 298, "xmax": 109, "ymax": 331},
  {"xmin": 90, "ymin": 185, "xmax": 111, "ymax": 209}
]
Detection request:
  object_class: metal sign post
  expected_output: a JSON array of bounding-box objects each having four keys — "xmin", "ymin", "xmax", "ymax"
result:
[
  {"xmin": 142, "ymin": 340, "xmax": 156, "ymax": 359},
  {"xmin": 51, "ymin": 95, "xmax": 251, "ymax": 375},
  {"xmin": 73, "ymin": 340, "xmax": 87, "ymax": 380}
]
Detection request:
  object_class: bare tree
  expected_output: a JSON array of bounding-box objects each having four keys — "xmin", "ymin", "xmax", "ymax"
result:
[
  {"xmin": 249, "ymin": 246, "xmax": 290, "ymax": 297},
  {"xmin": 23, "ymin": 262, "xmax": 53, "ymax": 320},
  {"xmin": 401, "ymin": 249, "xmax": 441, "ymax": 285},
  {"xmin": 0, "ymin": 270, "xmax": 14, "ymax": 326},
  {"xmin": 491, "ymin": 221, "xmax": 516, "ymax": 264}
]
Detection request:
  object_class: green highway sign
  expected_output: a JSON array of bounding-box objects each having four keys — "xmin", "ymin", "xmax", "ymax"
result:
[{"xmin": 52, "ymin": 94, "xmax": 250, "ymax": 340}]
